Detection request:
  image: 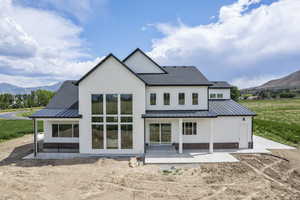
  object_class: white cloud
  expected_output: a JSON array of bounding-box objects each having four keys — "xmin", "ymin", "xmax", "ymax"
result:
[
  {"xmin": 148, "ymin": 0, "xmax": 300, "ymax": 88},
  {"xmin": 0, "ymin": 0, "xmax": 102, "ymax": 87}
]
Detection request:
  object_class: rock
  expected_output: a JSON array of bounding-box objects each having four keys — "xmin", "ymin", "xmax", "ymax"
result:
[{"xmin": 129, "ymin": 157, "xmax": 139, "ymax": 168}]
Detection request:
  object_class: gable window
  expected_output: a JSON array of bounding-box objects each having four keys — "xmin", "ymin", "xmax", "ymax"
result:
[
  {"xmin": 192, "ymin": 93, "xmax": 198, "ymax": 105},
  {"xmin": 182, "ymin": 122, "xmax": 197, "ymax": 135},
  {"xmin": 150, "ymin": 93, "xmax": 156, "ymax": 105},
  {"xmin": 217, "ymin": 93, "xmax": 223, "ymax": 99},
  {"xmin": 164, "ymin": 93, "xmax": 170, "ymax": 105},
  {"xmin": 91, "ymin": 94, "xmax": 133, "ymax": 150},
  {"xmin": 210, "ymin": 93, "xmax": 216, "ymax": 99},
  {"xmin": 178, "ymin": 93, "xmax": 185, "ymax": 105},
  {"xmin": 52, "ymin": 124, "xmax": 79, "ymax": 138}
]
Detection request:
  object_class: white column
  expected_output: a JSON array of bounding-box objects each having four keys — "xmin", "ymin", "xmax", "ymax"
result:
[
  {"xmin": 34, "ymin": 119, "xmax": 38, "ymax": 157},
  {"xmin": 178, "ymin": 118, "xmax": 183, "ymax": 154},
  {"xmin": 209, "ymin": 118, "xmax": 214, "ymax": 153}
]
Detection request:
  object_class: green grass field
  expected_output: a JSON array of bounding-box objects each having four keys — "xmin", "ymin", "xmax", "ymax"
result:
[
  {"xmin": 0, "ymin": 120, "xmax": 43, "ymax": 143},
  {"xmin": 241, "ymin": 99, "xmax": 300, "ymax": 148}
]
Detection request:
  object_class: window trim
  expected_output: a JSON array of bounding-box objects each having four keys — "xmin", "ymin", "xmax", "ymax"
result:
[{"xmin": 182, "ymin": 122, "xmax": 197, "ymax": 135}]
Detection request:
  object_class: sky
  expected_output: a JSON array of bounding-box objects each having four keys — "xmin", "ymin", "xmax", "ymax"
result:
[{"xmin": 0, "ymin": 0, "xmax": 299, "ymax": 88}]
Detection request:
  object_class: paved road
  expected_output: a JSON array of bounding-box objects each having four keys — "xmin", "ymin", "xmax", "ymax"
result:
[{"xmin": 0, "ymin": 110, "xmax": 30, "ymax": 120}]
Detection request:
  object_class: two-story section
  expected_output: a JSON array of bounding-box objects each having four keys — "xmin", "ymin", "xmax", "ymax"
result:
[{"xmin": 30, "ymin": 48, "xmax": 255, "ymax": 157}]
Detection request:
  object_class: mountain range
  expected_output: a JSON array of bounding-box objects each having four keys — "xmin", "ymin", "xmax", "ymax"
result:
[
  {"xmin": 0, "ymin": 82, "xmax": 62, "ymax": 94},
  {"xmin": 243, "ymin": 70, "xmax": 300, "ymax": 91}
]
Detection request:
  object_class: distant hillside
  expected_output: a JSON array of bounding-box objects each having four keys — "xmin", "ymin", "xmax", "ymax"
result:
[
  {"xmin": 0, "ymin": 82, "xmax": 62, "ymax": 94},
  {"xmin": 243, "ymin": 70, "xmax": 300, "ymax": 92}
]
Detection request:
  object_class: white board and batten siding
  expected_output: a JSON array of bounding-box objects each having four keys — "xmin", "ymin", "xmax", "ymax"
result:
[
  {"xmin": 146, "ymin": 86, "xmax": 208, "ymax": 110},
  {"xmin": 78, "ymin": 56, "xmax": 146, "ymax": 154},
  {"xmin": 209, "ymin": 88, "xmax": 231, "ymax": 99}
]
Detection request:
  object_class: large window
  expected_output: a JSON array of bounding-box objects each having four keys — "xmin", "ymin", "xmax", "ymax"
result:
[
  {"xmin": 150, "ymin": 93, "xmax": 156, "ymax": 105},
  {"xmin": 92, "ymin": 94, "xmax": 103, "ymax": 114},
  {"xmin": 52, "ymin": 124, "xmax": 79, "ymax": 138},
  {"xmin": 164, "ymin": 93, "xmax": 170, "ymax": 105},
  {"xmin": 91, "ymin": 94, "xmax": 133, "ymax": 150},
  {"xmin": 182, "ymin": 122, "xmax": 197, "ymax": 135},
  {"xmin": 178, "ymin": 93, "xmax": 185, "ymax": 105},
  {"xmin": 192, "ymin": 93, "xmax": 198, "ymax": 105}
]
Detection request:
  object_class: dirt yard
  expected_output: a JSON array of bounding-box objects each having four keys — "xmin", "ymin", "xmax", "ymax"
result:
[{"xmin": 0, "ymin": 135, "xmax": 299, "ymax": 200}]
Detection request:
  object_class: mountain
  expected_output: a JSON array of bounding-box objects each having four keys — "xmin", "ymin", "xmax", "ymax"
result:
[
  {"xmin": 0, "ymin": 82, "xmax": 62, "ymax": 94},
  {"xmin": 243, "ymin": 70, "xmax": 300, "ymax": 92}
]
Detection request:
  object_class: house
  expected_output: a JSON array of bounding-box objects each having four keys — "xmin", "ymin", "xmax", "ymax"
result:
[{"xmin": 30, "ymin": 48, "xmax": 256, "ymax": 157}]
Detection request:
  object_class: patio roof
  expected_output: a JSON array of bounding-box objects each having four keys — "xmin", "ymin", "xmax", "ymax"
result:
[{"xmin": 29, "ymin": 108, "xmax": 81, "ymax": 119}]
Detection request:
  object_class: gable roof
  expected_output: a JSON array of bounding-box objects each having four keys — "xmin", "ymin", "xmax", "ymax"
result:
[
  {"xmin": 137, "ymin": 66, "xmax": 212, "ymax": 86},
  {"xmin": 123, "ymin": 48, "xmax": 167, "ymax": 74},
  {"xmin": 76, "ymin": 53, "xmax": 146, "ymax": 85},
  {"xmin": 210, "ymin": 81, "xmax": 233, "ymax": 89}
]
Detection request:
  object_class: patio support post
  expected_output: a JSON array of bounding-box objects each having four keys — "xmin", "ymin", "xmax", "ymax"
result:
[
  {"xmin": 209, "ymin": 118, "xmax": 214, "ymax": 153},
  {"xmin": 178, "ymin": 118, "xmax": 183, "ymax": 154},
  {"xmin": 33, "ymin": 119, "xmax": 38, "ymax": 157}
]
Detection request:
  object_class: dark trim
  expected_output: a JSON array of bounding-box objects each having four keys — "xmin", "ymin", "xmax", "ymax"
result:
[
  {"xmin": 173, "ymin": 142, "xmax": 239, "ymax": 149},
  {"xmin": 216, "ymin": 114, "xmax": 257, "ymax": 117},
  {"xmin": 248, "ymin": 142, "xmax": 253, "ymax": 149},
  {"xmin": 29, "ymin": 115, "xmax": 82, "ymax": 119},
  {"xmin": 137, "ymin": 73, "xmax": 166, "ymax": 75},
  {"xmin": 123, "ymin": 48, "xmax": 168, "ymax": 74},
  {"xmin": 43, "ymin": 143, "xmax": 79, "ymax": 149},
  {"xmin": 33, "ymin": 119, "xmax": 37, "ymax": 157},
  {"xmin": 209, "ymin": 87, "xmax": 233, "ymax": 89},
  {"xmin": 76, "ymin": 53, "xmax": 147, "ymax": 85},
  {"xmin": 142, "ymin": 115, "xmax": 217, "ymax": 118},
  {"xmin": 146, "ymin": 84, "xmax": 213, "ymax": 86},
  {"xmin": 146, "ymin": 109, "xmax": 210, "ymax": 112}
]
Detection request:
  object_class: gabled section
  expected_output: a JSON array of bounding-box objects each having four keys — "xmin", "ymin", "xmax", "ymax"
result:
[
  {"xmin": 123, "ymin": 48, "xmax": 167, "ymax": 74},
  {"xmin": 76, "ymin": 53, "xmax": 146, "ymax": 85}
]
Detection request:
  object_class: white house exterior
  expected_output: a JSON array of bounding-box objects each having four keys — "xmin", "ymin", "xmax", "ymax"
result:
[{"xmin": 30, "ymin": 48, "xmax": 255, "ymax": 156}]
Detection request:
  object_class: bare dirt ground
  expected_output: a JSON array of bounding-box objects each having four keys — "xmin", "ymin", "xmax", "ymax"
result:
[{"xmin": 0, "ymin": 135, "xmax": 299, "ymax": 200}]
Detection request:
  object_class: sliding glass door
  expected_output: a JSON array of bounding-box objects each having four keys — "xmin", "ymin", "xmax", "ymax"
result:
[{"xmin": 149, "ymin": 123, "xmax": 171, "ymax": 144}]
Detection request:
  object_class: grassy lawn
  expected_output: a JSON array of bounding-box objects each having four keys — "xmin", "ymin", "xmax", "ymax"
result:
[
  {"xmin": 15, "ymin": 108, "xmax": 42, "ymax": 118},
  {"xmin": 0, "ymin": 120, "xmax": 43, "ymax": 143},
  {"xmin": 240, "ymin": 98, "xmax": 300, "ymax": 148}
]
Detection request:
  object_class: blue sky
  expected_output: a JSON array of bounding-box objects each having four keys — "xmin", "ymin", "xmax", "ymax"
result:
[{"xmin": 0, "ymin": 0, "xmax": 299, "ymax": 88}]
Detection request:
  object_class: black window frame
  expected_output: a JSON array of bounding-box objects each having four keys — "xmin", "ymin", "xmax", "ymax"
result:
[
  {"xmin": 178, "ymin": 93, "xmax": 185, "ymax": 105},
  {"xmin": 150, "ymin": 93, "xmax": 156, "ymax": 105},
  {"xmin": 163, "ymin": 93, "xmax": 170, "ymax": 105},
  {"xmin": 192, "ymin": 93, "xmax": 198, "ymax": 105}
]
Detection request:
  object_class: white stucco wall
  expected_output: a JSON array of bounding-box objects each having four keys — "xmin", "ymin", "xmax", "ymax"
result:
[
  {"xmin": 78, "ymin": 56, "xmax": 146, "ymax": 154},
  {"xmin": 209, "ymin": 88, "xmax": 231, "ymax": 99},
  {"xmin": 124, "ymin": 50, "xmax": 164, "ymax": 74},
  {"xmin": 145, "ymin": 116, "xmax": 252, "ymax": 148},
  {"xmin": 43, "ymin": 120, "xmax": 79, "ymax": 143},
  {"xmin": 146, "ymin": 86, "xmax": 208, "ymax": 110}
]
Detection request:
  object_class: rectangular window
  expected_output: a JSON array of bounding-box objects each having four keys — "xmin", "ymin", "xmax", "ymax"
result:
[
  {"xmin": 121, "ymin": 94, "xmax": 132, "ymax": 114},
  {"xmin": 91, "ymin": 94, "xmax": 103, "ymax": 114},
  {"xmin": 52, "ymin": 124, "xmax": 59, "ymax": 137},
  {"xmin": 106, "ymin": 125, "xmax": 118, "ymax": 149},
  {"xmin": 192, "ymin": 93, "xmax": 198, "ymax": 105},
  {"xmin": 106, "ymin": 94, "xmax": 118, "ymax": 114},
  {"xmin": 178, "ymin": 93, "xmax": 185, "ymax": 105},
  {"xmin": 150, "ymin": 93, "xmax": 156, "ymax": 105},
  {"xmin": 163, "ymin": 93, "xmax": 170, "ymax": 105},
  {"xmin": 121, "ymin": 124, "xmax": 133, "ymax": 149},
  {"xmin": 92, "ymin": 125, "xmax": 103, "ymax": 149},
  {"xmin": 106, "ymin": 116, "xmax": 118, "ymax": 123},
  {"xmin": 59, "ymin": 124, "xmax": 73, "ymax": 137},
  {"xmin": 121, "ymin": 116, "xmax": 133, "ymax": 123},
  {"xmin": 210, "ymin": 93, "xmax": 216, "ymax": 99},
  {"xmin": 92, "ymin": 117, "xmax": 103, "ymax": 123},
  {"xmin": 182, "ymin": 122, "xmax": 197, "ymax": 135},
  {"xmin": 73, "ymin": 124, "xmax": 79, "ymax": 138},
  {"xmin": 217, "ymin": 93, "xmax": 223, "ymax": 99}
]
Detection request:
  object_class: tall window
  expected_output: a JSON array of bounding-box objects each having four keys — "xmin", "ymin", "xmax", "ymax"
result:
[
  {"xmin": 150, "ymin": 93, "xmax": 156, "ymax": 105},
  {"xmin": 164, "ymin": 93, "xmax": 170, "ymax": 105},
  {"xmin": 52, "ymin": 124, "xmax": 79, "ymax": 138},
  {"xmin": 182, "ymin": 122, "xmax": 197, "ymax": 135},
  {"xmin": 91, "ymin": 94, "xmax": 133, "ymax": 150},
  {"xmin": 217, "ymin": 93, "xmax": 223, "ymax": 99},
  {"xmin": 178, "ymin": 93, "xmax": 185, "ymax": 105},
  {"xmin": 192, "ymin": 93, "xmax": 198, "ymax": 105}
]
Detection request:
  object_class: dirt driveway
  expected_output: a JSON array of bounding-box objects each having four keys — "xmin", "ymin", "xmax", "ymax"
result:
[{"xmin": 0, "ymin": 135, "xmax": 299, "ymax": 200}]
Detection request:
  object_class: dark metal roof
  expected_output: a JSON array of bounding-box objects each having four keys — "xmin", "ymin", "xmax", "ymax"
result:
[
  {"xmin": 142, "ymin": 110, "xmax": 217, "ymax": 118},
  {"xmin": 29, "ymin": 109, "xmax": 81, "ymax": 118},
  {"xmin": 46, "ymin": 80, "xmax": 78, "ymax": 109},
  {"xmin": 137, "ymin": 66, "xmax": 212, "ymax": 86},
  {"xmin": 209, "ymin": 99, "xmax": 256, "ymax": 116},
  {"xmin": 210, "ymin": 81, "xmax": 233, "ymax": 89}
]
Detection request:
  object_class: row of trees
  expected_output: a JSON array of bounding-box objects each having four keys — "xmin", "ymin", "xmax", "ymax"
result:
[{"xmin": 0, "ymin": 90, "xmax": 55, "ymax": 109}]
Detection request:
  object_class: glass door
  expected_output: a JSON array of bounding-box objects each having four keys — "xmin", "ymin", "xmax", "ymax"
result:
[{"xmin": 149, "ymin": 123, "xmax": 171, "ymax": 144}]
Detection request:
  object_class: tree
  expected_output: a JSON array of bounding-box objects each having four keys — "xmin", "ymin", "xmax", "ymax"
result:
[{"xmin": 231, "ymin": 86, "xmax": 240, "ymax": 101}]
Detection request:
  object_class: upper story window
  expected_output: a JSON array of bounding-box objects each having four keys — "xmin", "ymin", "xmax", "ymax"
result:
[
  {"xmin": 150, "ymin": 93, "xmax": 156, "ymax": 105},
  {"xmin": 164, "ymin": 93, "xmax": 170, "ymax": 105},
  {"xmin": 192, "ymin": 93, "xmax": 198, "ymax": 105},
  {"xmin": 210, "ymin": 93, "xmax": 216, "ymax": 99},
  {"xmin": 217, "ymin": 93, "xmax": 223, "ymax": 99},
  {"xmin": 178, "ymin": 93, "xmax": 185, "ymax": 105}
]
